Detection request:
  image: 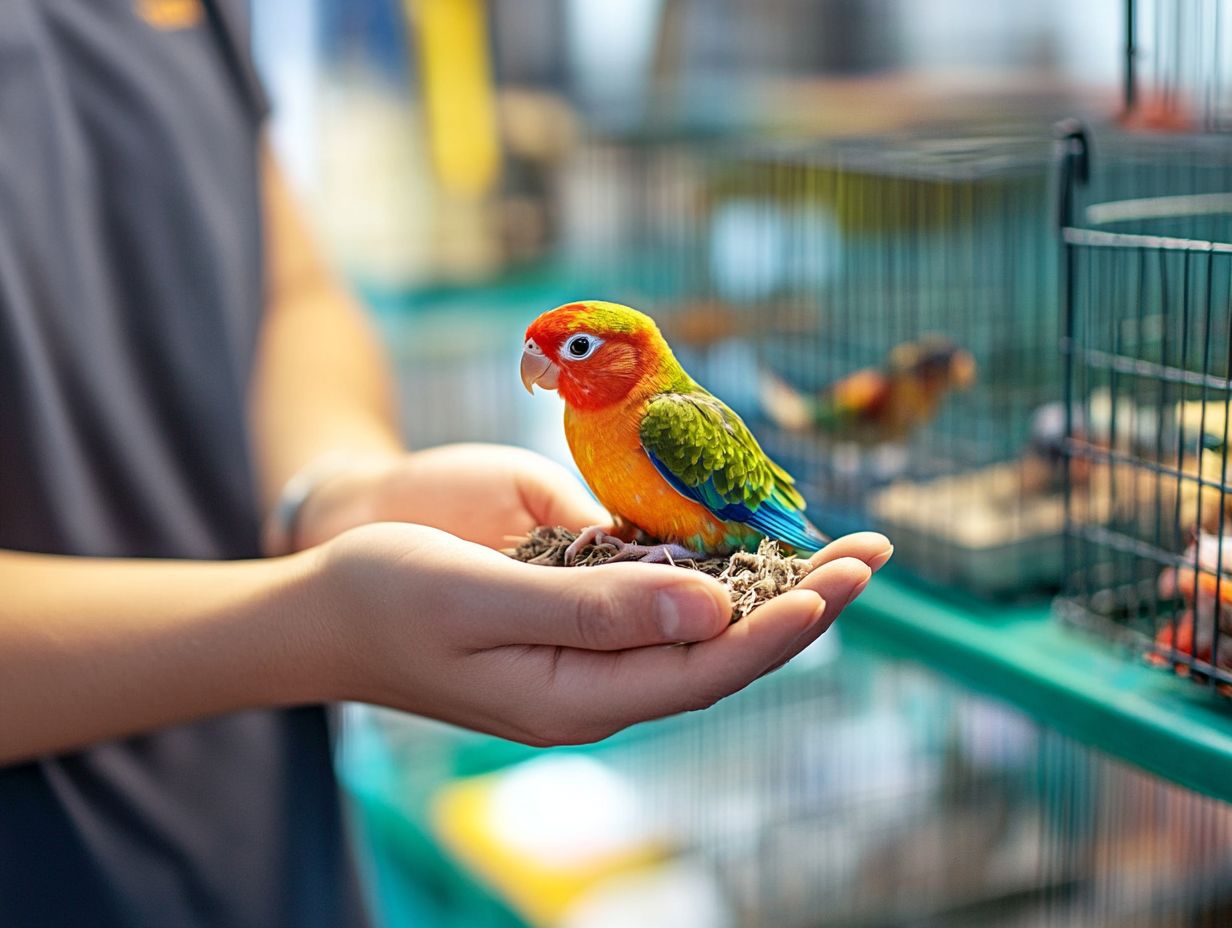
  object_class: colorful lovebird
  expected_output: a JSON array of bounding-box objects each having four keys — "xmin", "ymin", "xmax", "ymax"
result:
[
  {"xmin": 1153, "ymin": 531, "xmax": 1232, "ymax": 678},
  {"xmin": 759, "ymin": 336, "xmax": 976, "ymax": 445},
  {"xmin": 521, "ymin": 301, "xmax": 827, "ymax": 563}
]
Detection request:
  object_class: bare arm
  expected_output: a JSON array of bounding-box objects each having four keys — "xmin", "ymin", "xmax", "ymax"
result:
[
  {"xmin": 245, "ymin": 146, "xmax": 631, "ymax": 553},
  {"xmin": 249, "ymin": 144, "xmax": 403, "ymax": 513},
  {"xmin": 0, "ymin": 549, "xmax": 320, "ymax": 764}
]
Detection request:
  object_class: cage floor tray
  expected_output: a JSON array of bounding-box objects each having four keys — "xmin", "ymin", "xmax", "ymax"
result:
[
  {"xmin": 868, "ymin": 458, "xmax": 1165, "ymax": 597},
  {"xmin": 868, "ymin": 462, "xmax": 1066, "ymax": 596}
]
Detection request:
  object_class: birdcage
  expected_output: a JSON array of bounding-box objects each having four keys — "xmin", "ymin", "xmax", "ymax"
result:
[
  {"xmin": 1054, "ymin": 122, "xmax": 1232, "ymax": 696},
  {"xmin": 561, "ymin": 130, "xmax": 1063, "ymax": 597}
]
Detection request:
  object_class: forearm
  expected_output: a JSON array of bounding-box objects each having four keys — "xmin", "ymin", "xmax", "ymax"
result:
[
  {"xmin": 0, "ymin": 519, "xmax": 886, "ymax": 761},
  {"xmin": 250, "ymin": 144, "xmax": 402, "ymax": 511},
  {"xmin": 0, "ymin": 548, "xmax": 326, "ymax": 765}
]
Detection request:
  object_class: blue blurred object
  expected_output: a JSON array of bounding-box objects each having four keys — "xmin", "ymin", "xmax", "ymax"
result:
[{"xmin": 318, "ymin": 0, "xmax": 415, "ymax": 87}]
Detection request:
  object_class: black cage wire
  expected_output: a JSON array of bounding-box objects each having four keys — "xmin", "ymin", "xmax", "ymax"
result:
[{"xmin": 1055, "ymin": 122, "xmax": 1232, "ymax": 695}]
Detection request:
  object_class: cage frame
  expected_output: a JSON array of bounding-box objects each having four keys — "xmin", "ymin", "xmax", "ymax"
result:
[{"xmin": 1056, "ymin": 119, "xmax": 1232, "ymax": 695}]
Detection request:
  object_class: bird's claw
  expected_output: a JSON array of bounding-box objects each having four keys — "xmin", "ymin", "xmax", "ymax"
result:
[
  {"xmin": 565, "ymin": 527, "xmax": 706, "ymax": 566},
  {"xmin": 602, "ymin": 542, "xmax": 707, "ymax": 565},
  {"xmin": 564, "ymin": 525, "xmax": 628, "ymax": 565}
]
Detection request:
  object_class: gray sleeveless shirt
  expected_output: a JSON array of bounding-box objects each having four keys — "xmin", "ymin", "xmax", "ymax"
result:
[{"xmin": 0, "ymin": 1, "xmax": 368, "ymax": 924}]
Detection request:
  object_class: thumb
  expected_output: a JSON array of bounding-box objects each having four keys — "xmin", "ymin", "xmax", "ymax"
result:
[
  {"xmin": 469, "ymin": 559, "xmax": 732, "ymax": 651},
  {"xmin": 516, "ymin": 462, "xmax": 610, "ymax": 530}
]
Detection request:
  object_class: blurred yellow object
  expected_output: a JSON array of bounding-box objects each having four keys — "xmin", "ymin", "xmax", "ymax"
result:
[
  {"xmin": 1174, "ymin": 398, "xmax": 1231, "ymax": 445},
  {"xmin": 134, "ymin": 0, "xmax": 202, "ymax": 30},
  {"xmin": 1172, "ymin": 399, "xmax": 1232, "ymax": 533},
  {"xmin": 407, "ymin": 0, "xmax": 501, "ymax": 198},
  {"xmin": 1179, "ymin": 448, "xmax": 1232, "ymax": 534},
  {"xmin": 430, "ymin": 757, "xmax": 667, "ymax": 927}
]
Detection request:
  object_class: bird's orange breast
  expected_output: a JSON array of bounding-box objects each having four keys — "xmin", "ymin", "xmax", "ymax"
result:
[{"xmin": 564, "ymin": 400, "xmax": 735, "ymax": 552}]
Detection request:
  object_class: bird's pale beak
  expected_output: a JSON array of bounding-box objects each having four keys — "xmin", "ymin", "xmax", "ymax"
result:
[{"xmin": 520, "ymin": 348, "xmax": 560, "ymax": 394}]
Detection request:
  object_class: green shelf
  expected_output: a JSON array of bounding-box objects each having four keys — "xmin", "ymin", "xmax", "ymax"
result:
[{"xmin": 843, "ymin": 572, "xmax": 1232, "ymax": 803}]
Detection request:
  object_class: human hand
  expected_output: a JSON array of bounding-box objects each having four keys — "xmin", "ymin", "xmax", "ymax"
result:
[
  {"xmin": 300, "ymin": 523, "xmax": 891, "ymax": 745},
  {"xmin": 293, "ymin": 444, "xmax": 606, "ymax": 551}
]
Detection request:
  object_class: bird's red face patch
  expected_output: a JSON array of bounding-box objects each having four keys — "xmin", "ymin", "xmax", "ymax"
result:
[{"xmin": 524, "ymin": 304, "xmax": 654, "ymax": 410}]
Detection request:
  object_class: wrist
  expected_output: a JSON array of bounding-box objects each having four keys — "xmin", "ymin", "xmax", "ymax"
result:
[
  {"xmin": 294, "ymin": 522, "xmax": 432, "ymax": 708},
  {"xmin": 262, "ymin": 544, "xmax": 355, "ymax": 704},
  {"xmin": 269, "ymin": 451, "xmax": 401, "ymax": 553},
  {"xmin": 293, "ymin": 521, "xmax": 474, "ymax": 710}
]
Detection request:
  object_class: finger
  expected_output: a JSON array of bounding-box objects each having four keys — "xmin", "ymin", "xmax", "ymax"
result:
[
  {"xmin": 464, "ymin": 558, "xmax": 732, "ymax": 652},
  {"xmin": 517, "ymin": 462, "xmax": 609, "ymax": 529},
  {"xmin": 585, "ymin": 559, "xmax": 871, "ymax": 726},
  {"xmin": 552, "ymin": 585, "xmax": 840, "ymax": 733},
  {"xmin": 791, "ymin": 555, "xmax": 874, "ymax": 603},
  {"xmin": 807, "ymin": 532, "xmax": 894, "ymax": 572},
  {"xmin": 762, "ymin": 557, "xmax": 874, "ymax": 675}
]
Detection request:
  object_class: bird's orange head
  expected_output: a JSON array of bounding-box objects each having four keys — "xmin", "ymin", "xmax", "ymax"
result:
[{"xmin": 521, "ymin": 301, "xmax": 682, "ymax": 410}]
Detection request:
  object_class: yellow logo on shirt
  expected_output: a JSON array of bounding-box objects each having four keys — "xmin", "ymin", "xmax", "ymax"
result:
[{"xmin": 135, "ymin": 0, "xmax": 203, "ymax": 30}]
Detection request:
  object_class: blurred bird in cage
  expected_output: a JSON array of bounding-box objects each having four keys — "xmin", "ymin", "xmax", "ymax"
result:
[
  {"xmin": 1022, "ymin": 401, "xmax": 1079, "ymax": 496},
  {"xmin": 1152, "ymin": 530, "xmax": 1232, "ymax": 691},
  {"xmin": 1023, "ymin": 388, "xmax": 1161, "ymax": 496},
  {"xmin": 758, "ymin": 335, "xmax": 976, "ymax": 451},
  {"xmin": 1030, "ymin": 390, "xmax": 1232, "ymax": 521}
]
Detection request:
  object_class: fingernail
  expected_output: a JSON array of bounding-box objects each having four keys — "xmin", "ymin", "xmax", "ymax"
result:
[
  {"xmin": 812, "ymin": 596, "xmax": 828, "ymax": 622},
  {"xmin": 845, "ymin": 576, "xmax": 871, "ymax": 607},
  {"xmin": 658, "ymin": 586, "xmax": 725, "ymax": 641},
  {"xmin": 868, "ymin": 546, "xmax": 894, "ymax": 572}
]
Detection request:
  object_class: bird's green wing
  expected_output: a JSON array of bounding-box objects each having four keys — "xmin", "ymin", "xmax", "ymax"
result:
[{"xmin": 639, "ymin": 391, "xmax": 826, "ymax": 552}]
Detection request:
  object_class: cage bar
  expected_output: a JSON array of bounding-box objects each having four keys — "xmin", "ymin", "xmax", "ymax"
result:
[{"xmin": 1057, "ymin": 125, "xmax": 1232, "ymax": 696}]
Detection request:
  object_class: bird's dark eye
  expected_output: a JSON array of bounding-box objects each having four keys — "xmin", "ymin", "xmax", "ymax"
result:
[{"xmin": 568, "ymin": 336, "xmax": 591, "ymax": 357}]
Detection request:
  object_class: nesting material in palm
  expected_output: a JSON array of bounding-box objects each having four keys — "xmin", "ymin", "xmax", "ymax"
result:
[{"xmin": 509, "ymin": 526, "xmax": 812, "ymax": 624}]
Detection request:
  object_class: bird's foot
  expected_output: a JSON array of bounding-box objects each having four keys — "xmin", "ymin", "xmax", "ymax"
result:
[
  {"xmin": 604, "ymin": 542, "xmax": 709, "ymax": 565},
  {"xmin": 564, "ymin": 525, "xmax": 629, "ymax": 565},
  {"xmin": 564, "ymin": 526, "xmax": 707, "ymax": 566}
]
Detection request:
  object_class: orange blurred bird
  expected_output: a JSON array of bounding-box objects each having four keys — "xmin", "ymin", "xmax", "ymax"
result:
[
  {"xmin": 760, "ymin": 336, "xmax": 976, "ymax": 445},
  {"xmin": 1152, "ymin": 531, "xmax": 1232, "ymax": 677}
]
